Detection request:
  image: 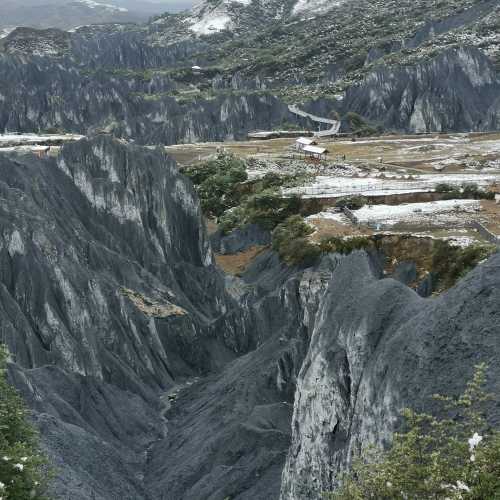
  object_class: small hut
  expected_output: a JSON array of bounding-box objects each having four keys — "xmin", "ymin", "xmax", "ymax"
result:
[
  {"xmin": 295, "ymin": 137, "xmax": 317, "ymax": 151},
  {"xmin": 33, "ymin": 146, "xmax": 50, "ymax": 159},
  {"xmin": 302, "ymin": 145, "xmax": 329, "ymax": 160}
]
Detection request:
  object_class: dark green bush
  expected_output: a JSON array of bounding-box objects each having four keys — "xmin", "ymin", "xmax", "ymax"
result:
[
  {"xmin": 436, "ymin": 182, "xmax": 495, "ymax": 200},
  {"xmin": 184, "ymin": 152, "xmax": 248, "ymax": 217},
  {"xmin": 335, "ymin": 196, "xmax": 368, "ymax": 210},
  {"xmin": 319, "ymin": 236, "xmax": 374, "ymax": 255},
  {"xmin": 272, "ymin": 215, "xmax": 320, "ymax": 266},
  {"xmin": 431, "ymin": 241, "xmax": 495, "ymax": 290},
  {"xmin": 246, "ymin": 192, "xmax": 302, "ymax": 230},
  {"xmin": 461, "ymin": 183, "xmax": 495, "ymax": 200},
  {"xmin": 0, "ymin": 346, "xmax": 50, "ymax": 499},
  {"xmin": 435, "ymin": 183, "xmax": 455, "ymax": 193}
]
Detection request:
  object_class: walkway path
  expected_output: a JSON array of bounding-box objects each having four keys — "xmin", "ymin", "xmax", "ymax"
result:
[{"xmin": 288, "ymin": 104, "xmax": 341, "ymax": 137}]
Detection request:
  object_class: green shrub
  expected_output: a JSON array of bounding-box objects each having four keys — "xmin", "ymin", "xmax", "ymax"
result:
[
  {"xmin": 319, "ymin": 236, "xmax": 374, "ymax": 255},
  {"xmin": 343, "ymin": 113, "xmax": 381, "ymax": 137},
  {"xmin": 326, "ymin": 364, "xmax": 500, "ymax": 499},
  {"xmin": 436, "ymin": 183, "xmax": 495, "ymax": 200},
  {"xmin": 435, "ymin": 182, "xmax": 455, "ymax": 193},
  {"xmin": 246, "ymin": 192, "xmax": 302, "ymax": 230},
  {"xmin": 184, "ymin": 152, "xmax": 248, "ymax": 217},
  {"xmin": 431, "ymin": 241, "xmax": 495, "ymax": 290},
  {"xmin": 335, "ymin": 196, "xmax": 368, "ymax": 210},
  {"xmin": 461, "ymin": 183, "xmax": 495, "ymax": 200},
  {"xmin": 272, "ymin": 215, "xmax": 320, "ymax": 266},
  {"xmin": 0, "ymin": 346, "xmax": 50, "ymax": 499}
]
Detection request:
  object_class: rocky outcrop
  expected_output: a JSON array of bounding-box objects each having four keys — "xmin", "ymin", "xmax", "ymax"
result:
[
  {"xmin": 210, "ymin": 224, "xmax": 271, "ymax": 255},
  {"xmin": 145, "ymin": 252, "xmax": 341, "ymax": 500},
  {"xmin": 0, "ymin": 50, "xmax": 298, "ymax": 144},
  {"xmin": 280, "ymin": 251, "xmax": 500, "ymax": 499},
  {"xmin": 0, "ymin": 137, "xmax": 335, "ymax": 499},
  {"xmin": 0, "ymin": 135, "xmax": 248, "ymax": 498},
  {"xmin": 342, "ymin": 46, "xmax": 500, "ymax": 133},
  {"xmin": 0, "ymin": 135, "xmax": 245, "ymax": 382},
  {"xmin": 1, "ymin": 135, "xmax": 499, "ymax": 500}
]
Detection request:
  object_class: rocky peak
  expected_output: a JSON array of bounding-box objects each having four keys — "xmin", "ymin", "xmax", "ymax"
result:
[{"xmin": 0, "ymin": 27, "xmax": 71, "ymax": 56}]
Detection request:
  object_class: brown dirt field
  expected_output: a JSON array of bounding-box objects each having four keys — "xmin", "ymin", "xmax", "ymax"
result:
[
  {"xmin": 205, "ymin": 218, "xmax": 219, "ymax": 235},
  {"xmin": 166, "ymin": 132, "xmax": 500, "ymax": 178},
  {"xmin": 480, "ymin": 200, "xmax": 500, "ymax": 235},
  {"xmin": 308, "ymin": 218, "xmax": 371, "ymax": 242},
  {"xmin": 215, "ymin": 245, "xmax": 267, "ymax": 275}
]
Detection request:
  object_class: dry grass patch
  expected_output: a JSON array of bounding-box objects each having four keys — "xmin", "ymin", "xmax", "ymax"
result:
[{"xmin": 215, "ymin": 245, "xmax": 267, "ymax": 275}]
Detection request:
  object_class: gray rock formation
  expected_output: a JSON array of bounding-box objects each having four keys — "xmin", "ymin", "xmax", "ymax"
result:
[
  {"xmin": 0, "ymin": 137, "xmax": 335, "ymax": 499},
  {"xmin": 0, "ymin": 135, "xmax": 256, "ymax": 498},
  {"xmin": 280, "ymin": 251, "xmax": 500, "ymax": 499},
  {"xmin": 1, "ymin": 135, "xmax": 499, "ymax": 500},
  {"xmin": 342, "ymin": 47, "xmax": 500, "ymax": 133},
  {"xmin": 210, "ymin": 224, "xmax": 271, "ymax": 255},
  {"xmin": 0, "ymin": 49, "xmax": 298, "ymax": 144}
]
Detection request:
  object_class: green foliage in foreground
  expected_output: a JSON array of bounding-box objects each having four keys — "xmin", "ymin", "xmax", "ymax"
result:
[
  {"xmin": 0, "ymin": 346, "xmax": 50, "ymax": 499},
  {"xmin": 434, "ymin": 182, "xmax": 495, "ymax": 200},
  {"xmin": 183, "ymin": 152, "xmax": 248, "ymax": 217},
  {"xmin": 184, "ymin": 154, "xmax": 311, "ymax": 233},
  {"xmin": 272, "ymin": 215, "xmax": 321, "ymax": 266},
  {"xmin": 326, "ymin": 364, "xmax": 500, "ymax": 499},
  {"xmin": 431, "ymin": 241, "xmax": 496, "ymax": 291}
]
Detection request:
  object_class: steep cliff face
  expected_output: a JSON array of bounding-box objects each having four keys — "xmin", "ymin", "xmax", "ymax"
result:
[
  {"xmin": 0, "ymin": 52, "xmax": 297, "ymax": 144},
  {"xmin": 0, "ymin": 135, "xmax": 242, "ymax": 383},
  {"xmin": 342, "ymin": 47, "xmax": 500, "ymax": 133},
  {"xmin": 0, "ymin": 137, "xmax": 335, "ymax": 499},
  {"xmin": 1, "ymin": 136, "xmax": 499, "ymax": 500},
  {"xmin": 280, "ymin": 251, "xmax": 500, "ymax": 499},
  {"xmin": 0, "ymin": 135, "xmax": 252, "ymax": 498},
  {"xmin": 144, "ymin": 252, "xmax": 341, "ymax": 500}
]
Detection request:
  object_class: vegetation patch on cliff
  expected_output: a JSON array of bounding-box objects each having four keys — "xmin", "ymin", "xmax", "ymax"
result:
[
  {"xmin": 184, "ymin": 152, "xmax": 315, "ymax": 233},
  {"xmin": 327, "ymin": 364, "xmax": 500, "ymax": 499},
  {"xmin": 0, "ymin": 346, "xmax": 49, "ymax": 499},
  {"xmin": 271, "ymin": 221, "xmax": 496, "ymax": 290},
  {"xmin": 120, "ymin": 288, "xmax": 187, "ymax": 318}
]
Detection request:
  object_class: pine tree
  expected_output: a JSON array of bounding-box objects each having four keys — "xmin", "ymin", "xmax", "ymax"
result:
[
  {"xmin": 328, "ymin": 363, "xmax": 500, "ymax": 499},
  {"xmin": 0, "ymin": 346, "xmax": 50, "ymax": 499}
]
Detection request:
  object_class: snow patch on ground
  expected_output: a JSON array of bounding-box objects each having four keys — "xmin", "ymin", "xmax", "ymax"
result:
[
  {"xmin": 306, "ymin": 211, "xmax": 347, "ymax": 223},
  {"xmin": 292, "ymin": 0, "xmax": 342, "ymax": 15},
  {"xmin": 0, "ymin": 134, "xmax": 84, "ymax": 146},
  {"xmin": 190, "ymin": 13, "xmax": 232, "ymax": 34},
  {"xmin": 286, "ymin": 173, "xmax": 499, "ymax": 198},
  {"xmin": 77, "ymin": 0, "xmax": 128, "ymax": 12},
  {"xmin": 187, "ymin": 0, "xmax": 253, "ymax": 34},
  {"xmin": 352, "ymin": 199, "xmax": 481, "ymax": 226}
]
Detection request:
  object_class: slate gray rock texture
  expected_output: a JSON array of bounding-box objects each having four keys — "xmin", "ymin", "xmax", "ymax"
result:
[
  {"xmin": 0, "ymin": 135, "xmax": 247, "ymax": 498},
  {"xmin": 280, "ymin": 251, "xmax": 500, "ymax": 499},
  {"xmin": 0, "ymin": 137, "xmax": 498, "ymax": 500},
  {"xmin": 341, "ymin": 47, "xmax": 500, "ymax": 133},
  {"xmin": 0, "ymin": 44, "xmax": 299, "ymax": 145},
  {"xmin": 210, "ymin": 224, "xmax": 271, "ymax": 255}
]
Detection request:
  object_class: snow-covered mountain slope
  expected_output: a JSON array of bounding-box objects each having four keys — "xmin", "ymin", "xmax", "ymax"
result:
[
  {"xmin": 0, "ymin": 0, "xmax": 173, "ymax": 31},
  {"xmin": 185, "ymin": 0, "xmax": 348, "ymax": 34},
  {"xmin": 292, "ymin": 0, "xmax": 343, "ymax": 16}
]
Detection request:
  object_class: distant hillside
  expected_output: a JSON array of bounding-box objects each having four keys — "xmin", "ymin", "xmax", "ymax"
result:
[{"xmin": 0, "ymin": 0, "xmax": 176, "ymax": 31}]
